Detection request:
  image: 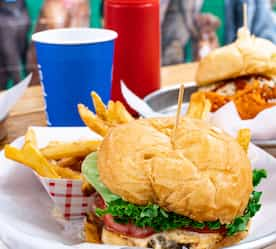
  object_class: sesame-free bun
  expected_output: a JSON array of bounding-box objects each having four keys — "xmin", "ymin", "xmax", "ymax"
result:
[
  {"xmin": 97, "ymin": 117, "xmax": 253, "ymax": 224},
  {"xmin": 196, "ymin": 28, "xmax": 276, "ymax": 86}
]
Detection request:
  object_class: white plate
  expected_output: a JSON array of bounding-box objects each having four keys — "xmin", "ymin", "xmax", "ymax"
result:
[{"xmin": 0, "ymin": 127, "xmax": 276, "ymax": 249}]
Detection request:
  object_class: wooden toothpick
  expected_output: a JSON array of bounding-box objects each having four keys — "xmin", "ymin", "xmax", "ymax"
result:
[
  {"xmin": 171, "ymin": 84, "xmax": 185, "ymax": 147},
  {"xmin": 243, "ymin": 2, "xmax": 248, "ymax": 29}
]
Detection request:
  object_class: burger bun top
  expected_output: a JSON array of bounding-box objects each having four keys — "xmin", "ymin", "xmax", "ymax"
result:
[
  {"xmin": 97, "ymin": 117, "xmax": 253, "ymax": 224},
  {"xmin": 196, "ymin": 28, "xmax": 276, "ymax": 85}
]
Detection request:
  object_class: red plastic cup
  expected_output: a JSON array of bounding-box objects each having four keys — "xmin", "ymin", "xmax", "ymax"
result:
[{"xmin": 104, "ymin": 0, "xmax": 161, "ymax": 114}]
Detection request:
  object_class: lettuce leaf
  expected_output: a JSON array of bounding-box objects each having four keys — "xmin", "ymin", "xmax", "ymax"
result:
[
  {"xmin": 96, "ymin": 185, "xmax": 265, "ymax": 236},
  {"xmin": 226, "ymin": 169, "xmax": 267, "ymax": 235},
  {"xmin": 96, "ymin": 198, "xmax": 220, "ymax": 232},
  {"xmin": 226, "ymin": 190, "xmax": 262, "ymax": 235},
  {"xmin": 82, "ymin": 152, "xmax": 120, "ymax": 203},
  {"xmin": 253, "ymin": 169, "xmax": 267, "ymax": 187}
]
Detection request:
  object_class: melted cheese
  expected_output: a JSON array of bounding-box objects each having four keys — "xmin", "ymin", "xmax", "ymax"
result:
[{"xmin": 102, "ymin": 228, "xmax": 224, "ymax": 249}]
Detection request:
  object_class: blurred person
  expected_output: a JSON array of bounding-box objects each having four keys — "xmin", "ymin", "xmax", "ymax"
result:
[
  {"xmin": 193, "ymin": 13, "xmax": 220, "ymax": 61},
  {"xmin": 27, "ymin": 0, "xmax": 90, "ymax": 85},
  {"xmin": 225, "ymin": 0, "xmax": 276, "ymax": 44},
  {"xmin": 161, "ymin": 0, "xmax": 220, "ymax": 65},
  {"xmin": 37, "ymin": 0, "xmax": 90, "ymax": 30},
  {"xmin": 0, "ymin": 0, "xmax": 30, "ymax": 90}
]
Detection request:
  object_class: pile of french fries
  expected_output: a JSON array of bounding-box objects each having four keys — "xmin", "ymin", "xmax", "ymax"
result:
[
  {"xmin": 4, "ymin": 92, "xmax": 134, "ymax": 180},
  {"xmin": 4, "ymin": 128, "xmax": 100, "ymax": 179},
  {"xmin": 4, "ymin": 90, "xmax": 250, "ymax": 180},
  {"xmin": 78, "ymin": 92, "xmax": 134, "ymax": 136}
]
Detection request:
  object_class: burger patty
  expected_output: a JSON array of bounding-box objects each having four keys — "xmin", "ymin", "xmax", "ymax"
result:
[
  {"xmin": 86, "ymin": 214, "xmax": 225, "ymax": 249},
  {"xmin": 102, "ymin": 227, "xmax": 225, "ymax": 249}
]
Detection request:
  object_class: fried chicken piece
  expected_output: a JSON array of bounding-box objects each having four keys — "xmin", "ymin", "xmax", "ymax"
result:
[
  {"xmin": 196, "ymin": 80, "xmax": 276, "ymax": 119},
  {"xmin": 233, "ymin": 81, "xmax": 276, "ymax": 119},
  {"xmin": 204, "ymin": 92, "xmax": 230, "ymax": 112}
]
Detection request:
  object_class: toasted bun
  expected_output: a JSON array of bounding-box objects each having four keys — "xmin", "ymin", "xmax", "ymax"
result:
[
  {"xmin": 98, "ymin": 117, "xmax": 253, "ymax": 224},
  {"xmin": 101, "ymin": 227, "xmax": 249, "ymax": 249},
  {"xmin": 196, "ymin": 28, "xmax": 276, "ymax": 86}
]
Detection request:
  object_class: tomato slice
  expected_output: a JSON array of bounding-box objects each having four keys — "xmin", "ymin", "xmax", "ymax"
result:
[
  {"xmin": 103, "ymin": 214, "xmax": 155, "ymax": 238},
  {"xmin": 91, "ymin": 193, "xmax": 154, "ymax": 238},
  {"xmin": 128, "ymin": 222, "xmax": 155, "ymax": 238},
  {"xmin": 94, "ymin": 193, "xmax": 106, "ymax": 209},
  {"xmin": 103, "ymin": 215, "xmax": 129, "ymax": 234},
  {"xmin": 91, "ymin": 192, "xmax": 106, "ymax": 211}
]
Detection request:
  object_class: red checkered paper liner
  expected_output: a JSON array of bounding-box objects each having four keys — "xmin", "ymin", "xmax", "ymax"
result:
[{"xmin": 37, "ymin": 174, "xmax": 93, "ymax": 220}]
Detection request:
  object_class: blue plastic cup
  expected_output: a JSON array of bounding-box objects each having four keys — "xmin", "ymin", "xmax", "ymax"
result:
[{"xmin": 32, "ymin": 28, "xmax": 118, "ymax": 126}]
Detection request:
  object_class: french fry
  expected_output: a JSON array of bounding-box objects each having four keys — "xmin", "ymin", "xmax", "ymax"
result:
[
  {"xmin": 106, "ymin": 101, "xmax": 117, "ymax": 124},
  {"xmin": 81, "ymin": 175, "xmax": 95, "ymax": 196},
  {"xmin": 84, "ymin": 216, "xmax": 101, "ymax": 243},
  {"xmin": 57, "ymin": 157, "xmax": 83, "ymax": 172},
  {"xmin": 91, "ymin": 91, "xmax": 108, "ymax": 120},
  {"xmin": 106, "ymin": 101, "xmax": 134, "ymax": 124},
  {"xmin": 57, "ymin": 157, "xmax": 80, "ymax": 168},
  {"xmin": 186, "ymin": 92, "xmax": 211, "ymax": 120},
  {"xmin": 24, "ymin": 128, "xmax": 37, "ymax": 147},
  {"xmin": 114, "ymin": 101, "xmax": 134, "ymax": 123},
  {"xmin": 79, "ymin": 92, "xmax": 134, "ymax": 137},
  {"xmin": 92, "ymin": 93, "xmax": 134, "ymax": 124},
  {"xmin": 4, "ymin": 143, "xmax": 60, "ymax": 178},
  {"xmin": 54, "ymin": 165, "xmax": 81, "ymax": 180},
  {"xmin": 6, "ymin": 122, "xmax": 100, "ymax": 180},
  {"xmin": 78, "ymin": 104, "xmax": 109, "ymax": 136},
  {"xmin": 237, "ymin": 128, "xmax": 251, "ymax": 152},
  {"xmin": 40, "ymin": 140, "xmax": 101, "ymax": 160}
]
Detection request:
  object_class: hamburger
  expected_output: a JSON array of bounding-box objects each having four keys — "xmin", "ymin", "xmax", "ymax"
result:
[
  {"xmin": 196, "ymin": 27, "xmax": 276, "ymax": 92},
  {"xmin": 195, "ymin": 28, "xmax": 276, "ymax": 119},
  {"xmin": 82, "ymin": 117, "xmax": 266, "ymax": 249}
]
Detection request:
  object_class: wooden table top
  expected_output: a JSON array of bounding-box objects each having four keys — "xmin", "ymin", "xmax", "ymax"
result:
[
  {"xmin": 1, "ymin": 62, "xmax": 276, "ymax": 249},
  {"xmin": 0, "ymin": 63, "xmax": 198, "ymax": 148}
]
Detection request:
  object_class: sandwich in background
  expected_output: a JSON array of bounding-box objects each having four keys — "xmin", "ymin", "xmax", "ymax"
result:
[{"xmin": 195, "ymin": 27, "xmax": 276, "ymax": 119}]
